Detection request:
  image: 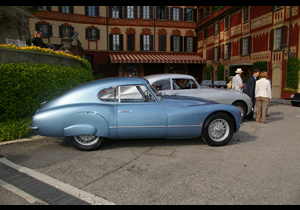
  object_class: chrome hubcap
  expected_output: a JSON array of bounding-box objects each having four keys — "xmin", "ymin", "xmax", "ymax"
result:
[
  {"xmin": 74, "ymin": 135, "xmax": 99, "ymax": 146},
  {"xmin": 208, "ymin": 119, "xmax": 230, "ymax": 142}
]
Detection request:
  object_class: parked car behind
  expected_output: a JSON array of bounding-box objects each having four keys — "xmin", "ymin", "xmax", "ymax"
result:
[
  {"xmin": 27, "ymin": 77, "xmax": 242, "ymax": 151},
  {"xmin": 290, "ymin": 93, "xmax": 300, "ymax": 106},
  {"xmin": 145, "ymin": 74, "xmax": 252, "ymax": 120},
  {"xmin": 200, "ymin": 80, "xmax": 212, "ymax": 88},
  {"xmin": 213, "ymin": 81, "xmax": 227, "ymax": 89}
]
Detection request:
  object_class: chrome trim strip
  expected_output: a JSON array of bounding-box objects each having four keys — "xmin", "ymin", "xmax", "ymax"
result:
[{"xmin": 109, "ymin": 125, "xmax": 202, "ymax": 129}]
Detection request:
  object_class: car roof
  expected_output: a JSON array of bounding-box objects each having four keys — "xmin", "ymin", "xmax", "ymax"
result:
[
  {"xmin": 78, "ymin": 77, "xmax": 149, "ymax": 90},
  {"xmin": 144, "ymin": 74, "xmax": 195, "ymax": 81}
]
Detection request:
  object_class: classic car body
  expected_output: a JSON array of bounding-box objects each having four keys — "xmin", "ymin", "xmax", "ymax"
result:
[
  {"xmin": 144, "ymin": 74, "xmax": 252, "ymax": 120},
  {"xmin": 28, "ymin": 77, "xmax": 242, "ymax": 151}
]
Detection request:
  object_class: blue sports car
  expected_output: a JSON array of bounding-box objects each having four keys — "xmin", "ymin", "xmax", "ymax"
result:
[{"xmin": 27, "ymin": 77, "xmax": 242, "ymax": 151}]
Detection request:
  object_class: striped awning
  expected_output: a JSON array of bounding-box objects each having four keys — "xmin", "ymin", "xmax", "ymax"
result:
[{"xmin": 109, "ymin": 53, "xmax": 206, "ymax": 64}]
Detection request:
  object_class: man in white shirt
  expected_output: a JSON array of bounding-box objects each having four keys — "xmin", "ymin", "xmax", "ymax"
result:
[
  {"xmin": 232, "ymin": 68, "xmax": 245, "ymax": 92},
  {"xmin": 255, "ymin": 71, "xmax": 272, "ymax": 123}
]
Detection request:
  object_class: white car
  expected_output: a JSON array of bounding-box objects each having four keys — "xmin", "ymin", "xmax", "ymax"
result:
[{"xmin": 144, "ymin": 74, "xmax": 252, "ymax": 120}]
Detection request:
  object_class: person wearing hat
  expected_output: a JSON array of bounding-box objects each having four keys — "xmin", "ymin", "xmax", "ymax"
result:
[{"xmin": 232, "ymin": 68, "xmax": 244, "ymax": 92}]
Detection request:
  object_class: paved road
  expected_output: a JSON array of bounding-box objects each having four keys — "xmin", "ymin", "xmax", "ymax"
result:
[{"xmin": 1, "ymin": 99, "xmax": 300, "ymax": 205}]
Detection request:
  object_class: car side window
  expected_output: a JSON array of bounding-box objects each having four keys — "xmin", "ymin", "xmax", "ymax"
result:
[
  {"xmin": 120, "ymin": 85, "xmax": 156, "ymax": 103},
  {"xmin": 152, "ymin": 79, "xmax": 171, "ymax": 91},
  {"xmin": 172, "ymin": 79, "xmax": 198, "ymax": 89},
  {"xmin": 98, "ymin": 86, "xmax": 119, "ymax": 102}
]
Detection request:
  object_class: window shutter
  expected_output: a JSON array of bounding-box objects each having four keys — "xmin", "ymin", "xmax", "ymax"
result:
[
  {"xmin": 96, "ymin": 29, "xmax": 100, "ymax": 40},
  {"xmin": 140, "ymin": 34, "xmax": 143, "ymax": 51},
  {"xmin": 170, "ymin": 36, "xmax": 174, "ymax": 51},
  {"xmin": 70, "ymin": 6, "xmax": 74, "ymax": 14},
  {"xmin": 240, "ymin": 38, "xmax": 243, "ymax": 55},
  {"xmin": 109, "ymin": 34, "xmax": 113, "ymax": 50},
  {"xmin": 184, "ymin": 8, "xmax": 187, "ymax": 21},
  {"xmin": 59, "ymin": 26, "xmax": 63, "ymax": 38},
  {"xmin": 228, "ymin": 42, "xmax": 231, "ymax": 59},
  {"xmin": 270, "ymin": 29, "xmax": 274, "ymax": 51},
  {"xmin": 170, "ymin": 7, "xmax": 173, "ymax": 20},
  {"xmin": 212, "ymin": 47, "xmax": 215, "ymax": 60},
  {"xmin": 140, "ymin": 6, "xmax": 143, "ymax": 18},
  {"xmin": 96, "ymin": 6, "xmax": 99, "ymax": 17},
  {"xmin": 85, "ymin": 28, "xmax": 89, "ymax": 40},
  {"xmin": 184, "ymin": 36, "xmax": 187, "ymax": 52},
  {"xmin": 150, "ymin": 6, "xmax": 153, "ymax": 19},
  {"xmin": 134, "ymin": 6, "xmax": 137, "ymax": 19},
  {"xmin": 156, "ymin": 6, "xmax": 160, "ymax": 19},
  {"xmin": 58, "ymin": 6, "xmax": 62, "ymax": 13},
  {"xmin": 248, "ymin": 36, "xmax": 251, "ymax": 55},
  {"xmin": 180, "ymin": 8, "xmax": 183, "ymax": 21},
  {"xmin": 35, "ymin": 23, "xmax": 40, "ymax": 31},
  {"xmin": 193, "ymin": 37, "xmax": 197, "ymax": 52},
  {"xmin": 46, "ymin": 6, "xmax": 51, "ymax": 11},
  {"xmin": 180, "ymin": 36, "xmax": 183, "ymax": 52},
  {"xmin": 120, "ymin": 34, "xmax": 123, "ymax": 51},
  {"xmin": 222, "ymin": 44, "xmax": 224, "ymax": 59},
  {"xmin": 70, "ymin": 27, "xmax": 74, "ymax": 37},
  {"xmin": 150, "ymin": 35, "xmax": 153, "ymax": 51},
  {"xmin": 281, "ymin": 25, "xmax": 287, "ymax": 47},
  {"xmin": 124, "ymin": 6, "xmax": 127, "ymax": 18},
  {"xmin": 48, "ymin": 25, "xmax": 53, "ymax": 37},
  {"xmin": 109, "ymin": 6, "xmax": 112, "ymax": 18},
  {"xmin": 85, "ymin": 6, "xmax": 88, "ymax": 15},
  {"xmin": 119, "ymin": 6, "xmax": 123, "ymax": 18},
  {"xmin": 193, "ymin": 9, "xmax": 197, "ymax": 22},
  {"xmin": 166, "ymin": 7, "xmax": 169, "ymax": 20}
]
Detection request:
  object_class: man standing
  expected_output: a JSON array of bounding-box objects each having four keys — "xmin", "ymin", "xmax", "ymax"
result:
[
  {"xmin": 232, "ymin": 68, "xmax": 244, "ymax": 92},
  {"xmin": 245, "ymin": 69, "xmax": 260, "ymax": 120}
]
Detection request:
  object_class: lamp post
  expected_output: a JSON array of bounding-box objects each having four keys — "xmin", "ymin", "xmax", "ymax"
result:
[{"xmin": 61, "ymin": 28, "xmax": 73, "ymax": 55}]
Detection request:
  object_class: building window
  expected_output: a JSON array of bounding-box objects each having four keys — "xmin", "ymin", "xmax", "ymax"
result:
[
  {"xmin": 127, "ymin": 34, "xmax": 135, "ymax": 51},
  {"xmin": 35, "ymin": 24, "xmax": 52, "ymax": 37},
  {"xmin": 214, "ymin": 46, "xmax": 219, "ymax": 61},
  {"xmin": 240, "ymin": 36, "xmax": 251, "ymax": 56},
  {"xmin": 112, "ymin": 6, "xmax": 119, "ymax": 18},
  {"xmin": 127, "ymin": 6, "xmax": 134, "ymax": 18},
  {"xmin": 113, "ymin": 34, "xmax": 120, "ymax": 51},
  {"xmin": 244, "ymin": 37, "xmax": 248, "ymax": 55},
  {"xmin": 62, "ymin": 6, "xmax": 70, "ymax": 13},
  {"xmin": 173, "ymin": 36, "xmax": 180, "ymax": 52},
  {"xmin": 214, "ymin": 21, "xmax": 219, "ymax": 35},
  {"xmin": 143, "ymin": 35, "xmax": 150, "ymax": 51},
  {"xmin": 203, "ymin": 28, "xmax": 207, "ymax": 39},
  {"xmin": 86, "ymin": 28, "xmax": 100, "ymax": 40},
  {"xmin": 224, "ymin": 43, "xmax": 231, "ymax": 60},
  {"xmin": 275, "ymin": 27, "xmax": 282, "ymax": 50},
  {"xmin": 186, "ymin": 9, "xmax": 193, "ymax": 21},
  {"xmin": 243, "ymin": 6, "xmax": 249, "ymax": 22},
  {"xmin": 159, "ymin": 6, "xmax": 166, "ymax": 19},
  {"xmin": 159, "ymin": 35, "xmax": 166, "ymax": 51},
  {"xmin": 186, "ymin": 37, "xmax": 193, "ymax": 52},
  {"xmin": 225, "ymin": 16, "xmax": 229, "ymax": 30},
  {"xmin": 173, "ymin": 7, "xmax": 179, "ymax": 20},
  {"xmin": 143, "ymin": 6, "xmax": 150, "ymax": 19},
  {"xmin": 88, "ymin": 6, "xmax": 95, "ymax": 16}
]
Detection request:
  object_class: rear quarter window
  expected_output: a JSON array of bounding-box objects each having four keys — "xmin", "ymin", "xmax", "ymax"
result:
[{"xmin": 98, "ymin": 86, "xmax": 119, "ymax": 102}]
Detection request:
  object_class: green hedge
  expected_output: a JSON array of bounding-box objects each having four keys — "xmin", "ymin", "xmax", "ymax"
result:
[
  {"xmin": 0, "ymin": 61, "xmax": 94, "ymax": 141},
  {"xmin": 286, "ymin": 57, "xmax": 300, "ymax": 90}
]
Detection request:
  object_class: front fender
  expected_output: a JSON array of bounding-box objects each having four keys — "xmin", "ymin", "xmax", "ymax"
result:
[{"xmin": 64, "ymin": 112, "xmax": 109, "ymax": 138}]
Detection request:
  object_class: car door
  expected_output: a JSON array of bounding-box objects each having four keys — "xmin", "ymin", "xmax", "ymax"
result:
[{"xmin": 117, "ymin": 84, "xmax": 167, "ymax": 139}]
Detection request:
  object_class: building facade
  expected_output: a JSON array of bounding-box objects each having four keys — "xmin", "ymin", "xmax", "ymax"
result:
[
  {"xmin": 196, "ymin": 6, "xmax": 300, "ymax": 98},
  {"xmin": 29, "ymin": 6, "xmax": 206, "ymax": 81}
]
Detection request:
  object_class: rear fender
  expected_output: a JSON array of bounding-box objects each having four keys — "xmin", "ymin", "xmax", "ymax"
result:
[{"xmin": 64, "ymin": 112, "xmax": 109, "ymax": 137}]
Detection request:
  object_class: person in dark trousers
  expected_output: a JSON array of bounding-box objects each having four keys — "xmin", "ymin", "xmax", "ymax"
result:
[{"xmin": 245, "ymin": 69, "xmax": 260, "ymax": 120}]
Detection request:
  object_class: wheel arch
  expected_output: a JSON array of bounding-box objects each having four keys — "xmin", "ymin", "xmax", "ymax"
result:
[{"xmin": 203, "ymin": 111, "xmax": 237, "ymax": 133}]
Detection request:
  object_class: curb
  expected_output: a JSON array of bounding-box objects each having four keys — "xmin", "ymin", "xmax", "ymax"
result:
[{"xmin": 0, "ymin": 135, "xmax": 46, "ymax": 146}]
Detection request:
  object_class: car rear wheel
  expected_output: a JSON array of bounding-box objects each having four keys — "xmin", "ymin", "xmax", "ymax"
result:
[
  {"xmin": 67, "ymin": 135, "xmax": 104, "ymax": 151},
  {"xmin": 202, "ymin": 113, "xmax": 234, "ymax": 146},
  {"xmin": 232, "ymin": 101, "xmax": 246, "ymax": 120}
]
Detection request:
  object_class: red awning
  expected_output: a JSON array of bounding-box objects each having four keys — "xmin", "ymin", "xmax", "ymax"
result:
[{"xmin": 109, "ymin": 53, "xmax": 206, "ymax": 64}]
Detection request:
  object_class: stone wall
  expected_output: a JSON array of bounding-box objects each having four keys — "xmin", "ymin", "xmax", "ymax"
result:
[{"xmin": 0, "ymin": 48, "xmax": 81, "ymax": 66}]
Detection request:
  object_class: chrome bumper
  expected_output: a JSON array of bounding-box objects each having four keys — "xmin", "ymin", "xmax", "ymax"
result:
[{"xmin": 27, "ymin": 124, "xmax": 38, "ymax": 130}]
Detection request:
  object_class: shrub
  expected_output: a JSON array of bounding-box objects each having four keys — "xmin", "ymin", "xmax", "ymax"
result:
[
  {"xmin": 253, "ymin": 61, "xmax": 268, "ymax": 72},
  {"xmin": 217, "ymin": 65, "xmax": 224, "ymax": 80},
  {"xmin": 286, "ymin": 57, "xmax": 300, "ymax": 90},
  {"xmin": 0, "ymin": 62, "xmax": 93, "ymax": 141},
  {"xmin": 205, "ymin": 65, "xmax": 213, "ymax": 80}
]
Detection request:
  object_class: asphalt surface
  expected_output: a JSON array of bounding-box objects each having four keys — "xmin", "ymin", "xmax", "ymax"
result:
[{"xmin": 0, "ymin": 98, "xmax": 300, "ymax": 205}]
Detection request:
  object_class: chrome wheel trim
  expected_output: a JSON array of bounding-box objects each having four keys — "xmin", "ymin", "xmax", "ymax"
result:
[
  {"xmin": 208, "ymin": 119, "xmax": 230, "ymax": 142},
  {"xmin": 236, "ymin": 105, "xmax": 244, "ymax": 118},
  {"xmin": 74, "ymin": 135, "xmax": 99, "ymax": 146}
]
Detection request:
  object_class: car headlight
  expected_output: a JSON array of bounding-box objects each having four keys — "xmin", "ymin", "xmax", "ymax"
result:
[{"xmin": 290, "ymin": 94, "xmax": 294, "ymax": 99}]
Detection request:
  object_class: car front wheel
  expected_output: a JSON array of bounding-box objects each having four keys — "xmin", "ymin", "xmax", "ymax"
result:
[
  {"xmin": 202, "ymin": 113, "xmax": 234, "ymax": 146},
  {"xmin": 67, "ymin": 135, "xmax": 104, "ymax": 151}
]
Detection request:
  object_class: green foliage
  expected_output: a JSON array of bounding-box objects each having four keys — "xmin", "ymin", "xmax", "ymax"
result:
[
  {"xmin": 217, "ymin": 65, "xmax": 224, "ymax": 80},
  {"xmin": 253, "ymin": 61, "xmax": 268, "ymax": 72},
  {"xmin": 205, "ymin": 65, "xmax": 213, "ymax": 80},
  {"xmin": 286, "ymin": 57, "xmax": 300, "ymax": 90},
  {"xmin": 0, "ymin": 62, "xmax": 94, "ymax": 141},
  {"xmin": 229, "ymin": 66, "xmax": 238, "ymax": 76}
]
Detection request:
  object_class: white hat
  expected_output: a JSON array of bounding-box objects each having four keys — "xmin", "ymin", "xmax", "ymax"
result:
[{"xmin": 235, "ymin": 68, "xmax": 243, "ymax": 74}]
